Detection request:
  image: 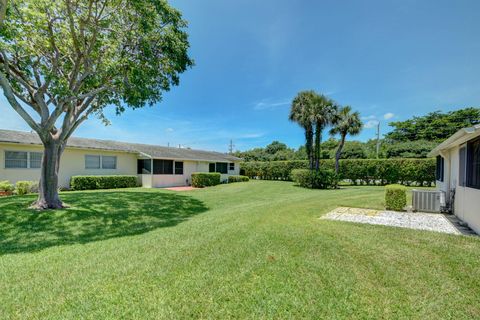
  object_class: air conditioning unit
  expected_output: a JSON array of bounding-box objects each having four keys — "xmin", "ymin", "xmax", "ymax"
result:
[{"xmin": 412, "ymin": 190, "xmax": 446, "ymax": 213}]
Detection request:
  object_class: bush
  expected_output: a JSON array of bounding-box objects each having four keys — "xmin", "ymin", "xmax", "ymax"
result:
[
  {"xmin": 70, "ymin": 175, "xmax": 138, "ymax": 190},
  {"xmin": 291, "ymin": 169, "xmax": 339, "ymax": 189},
  {"xmin": 241, "ymin": 158, "xmax": 436, "ymax": 186},
  {"xmin": 191, "ymin": 173, "xmax": 221, "ymax": 188},
  {"xmin": 228, "ymin": 175, "xmax": 249, "ymax": 183},
  {"xmin": 0, "ymin": 180, "xmax": 14, "ymax": 193},
  {"xmin": 385, "ymin": 184, "xmax": 407, "ymax": 211},
  {"xmin": 15, "ymin": 181, "xmax": 39, "ymax": 195}
]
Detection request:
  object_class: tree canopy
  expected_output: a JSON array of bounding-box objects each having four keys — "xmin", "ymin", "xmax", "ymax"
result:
[{"xmin": 385, "ymin": 108, "xmax": 480, "ymax": 142}]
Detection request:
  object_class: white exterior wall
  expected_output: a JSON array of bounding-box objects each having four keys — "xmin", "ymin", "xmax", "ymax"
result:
[
  {"xmin": 0, "ymin": 143, "xmax": 137, "ymax": 189},
  {"xmin": 437, "ymin": 144, "xmax": 480, "ymax": 234}
]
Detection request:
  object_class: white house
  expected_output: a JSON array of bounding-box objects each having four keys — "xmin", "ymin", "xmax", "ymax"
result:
[
  {"xmin": 0, "ymin": 129, "xmax": 242, "ymax": 189},
  {"xmin": 429, "ymin": 124, "xmax": 480, "ymax": 233}
]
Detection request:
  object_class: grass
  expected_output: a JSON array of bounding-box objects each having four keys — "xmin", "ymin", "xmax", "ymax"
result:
[{"xmin": 0, "ymin": 181, "xmax": 479, "ymax": 319}]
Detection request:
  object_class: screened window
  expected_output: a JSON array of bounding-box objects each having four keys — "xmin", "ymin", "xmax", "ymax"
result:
[
  {"xmin": 137, "ymin": 159, "xmax": 152, "ymax": 174},
  {"xmin": 5, "ymin": 151, "xmax": 28, "ymax": 168},
  {"xmin": 459, "ymin": 146, "xmax": 466, "ymax": 187},
  {"xmin": 209, "ymin": 163, "xmax": 216, "ymax": 173},
  {"xmin": 175, "ymin": 161, "xmax": 184, "ymax": 175},
  {"xmin": 435, "ymin": 155, "xmax": 444, "ymax": 182},
  {"xmin": 153, "ymin": 159, "xmax": 174, "ymax": 174},
  {"xmin": 229, "ymin": 163, "xmax": 235, "ymax": 171},
  {"xmin": 85, "ymin": 155, "xmax": 101, "ymax": 169},
  {"xmin": 102, "ymin": 156, "xmax": 117, "ymax": 169},
  {"xmin": 216, "ymin": 162, "xmax": 228, "ymax": 174},
  {"xmin": 29, "ymin": 152, "xmax": 42, "ymax": 169},
  {"xmin": 467, "ymin": 138, "xmax": 480, "ymax": 189}
]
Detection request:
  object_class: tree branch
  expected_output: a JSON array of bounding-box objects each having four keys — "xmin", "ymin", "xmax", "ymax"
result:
[{"xmin": 0, "ymin": 71, "xmax": 42, "ymax": 134}]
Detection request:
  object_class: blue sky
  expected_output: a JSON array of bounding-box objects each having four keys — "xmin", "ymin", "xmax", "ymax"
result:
[{"xmin": 1, "ymin": 0, "xmax": 480, "ymax": 152}]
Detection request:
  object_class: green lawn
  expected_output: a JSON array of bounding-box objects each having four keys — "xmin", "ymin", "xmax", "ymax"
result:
[{"xmin": 0, "ymin": 181, "xmax": 479, "ymax": 319}]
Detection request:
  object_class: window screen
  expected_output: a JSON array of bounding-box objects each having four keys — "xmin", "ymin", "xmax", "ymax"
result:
[
  {"xmin": 29, "ymin": 152, "xmax": 42, "ymax": 169},
  {"xmin": 85, "ymin": 155, "xmax": 101, "ymax": 169},
  {"xmin": 137, "ymin": 159, "xmax": 152, "ymax": 174},
  {"xmin": 435, "ymin": 155, "xmax": 444, "ymax": 182},
  {"xmin": 229, "ymin": 163, "xmax": 235, "ymax": 171},
  {"xmin": 102, "ymin": 156, "xmax": 117, "ymax": 169},
  {"xmin": 5, "ymin": 151, "xmax": 28, "ymax": 168},
  {"xmin": 216, "ymin": 162, "xmax": 228, "ymax": 174},
  {"xmin": 459, "ymin": 147, "xmax": 466, "ymax": 187},
  {"xmin": 467, "ymin": 138, "xmax": 480, "ymax": 189},
  {"xmin": 153, "ymin": 159, "xmax": 174, "ymax": 174},
  {"xmin": 209, "ymin": 163, "xmax": 215, "ymax": 173},
  {"xmin": 175, "ymin": 161, "xmax": 184, "ymax": 175}
]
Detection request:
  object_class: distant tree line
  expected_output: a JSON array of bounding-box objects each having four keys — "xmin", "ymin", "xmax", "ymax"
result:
[{"xmin": 234, "ymin": 107, "xmax": 480, "ymax": 161}]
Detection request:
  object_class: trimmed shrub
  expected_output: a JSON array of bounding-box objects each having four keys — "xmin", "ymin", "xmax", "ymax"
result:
[
  {"xmin": 70, "ymin": 175, "xmax": 138, "ymax": 190},
  {"xmin": 0, "ymin": 180, "xmax": 14, "ymax": 193},
  {"xmin": 15, "ymin": 181, "xmax": 39, "ymax": 195},
  {"xmin": 291, "ymin": 169, "xmax": 339, "ymax": 189},
  {"xmin": 385, "ymin": 184, "xmax": 407, "ymax": 211},
  {"xmin": 228, "ymin": 175, "xmax": 249, "ymax": 183},
  {"xmin": 191, "ymin": 173, "xmax": 221, "ymax": 188},
  {"xmin": 241, "ymin": 158, "xmax": 435, "ymax": 186}
]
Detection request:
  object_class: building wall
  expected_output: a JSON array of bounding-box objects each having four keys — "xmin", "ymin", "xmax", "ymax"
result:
[
  {"xmin": 0, "ymin": 143, "xmax": 138, "ymax": 188},
  {"xmin": 438, "ymin": 144, "xmax": 480, "ymax": 234}
]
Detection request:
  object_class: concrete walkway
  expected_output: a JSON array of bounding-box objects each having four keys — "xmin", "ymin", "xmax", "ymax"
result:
[
  {"xmin": 321, "ymin": 207, "xmax": 471, "ymax": 235},
  {"xmin": 163, "ymin": 186, "xmax": 198, "ymax": 192}
]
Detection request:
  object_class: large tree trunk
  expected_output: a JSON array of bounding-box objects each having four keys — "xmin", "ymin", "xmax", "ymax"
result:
[
  {"xmin": 33, "ymin": 139, "xmax": 65, "ymax": 209},
  {"xmin": 335, "ymin": 134, "xmax": 346, "ymax": 174},
  {"xmin": 305, "ymin": 127, "xmax": 314, "ymax": 170}
]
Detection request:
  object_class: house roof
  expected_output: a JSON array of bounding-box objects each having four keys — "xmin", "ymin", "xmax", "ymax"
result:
[
  {"xmin": 428, "ymin": 124, "xmax": 480, "ymax": 157},
  {"xmin": 0, "ymin": 129, "xmax": 242, "ymax": 162}
]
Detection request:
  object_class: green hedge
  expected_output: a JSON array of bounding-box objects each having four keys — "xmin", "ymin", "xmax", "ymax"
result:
[
  {"xmin": 70, "ymin": 175, "xmax": 138, "ymax": 190},
  {"xmin": 0, "ymin": 180, "xmax": 14, "ymax": 193},
  {"xmin": 291, "ymin": 169, "xmax": 339, "ymax": 189},
  {"xmin": 15, "ymin": 181, "xmax": 39, "ymax": 195},
  {"xmin": 228, "ymin": 175, "xmax": 250, "ymax": 183},
  {"xmin": 385, "ymin": 184, "xmax": 407, "ymax": 211},
  {"xmin": 191, "ymin": 173, "xmax": 221, "ymax": 188},
  {"xmin": 241, "ymin": 159, "xmax": 435, "ymax": 186}
]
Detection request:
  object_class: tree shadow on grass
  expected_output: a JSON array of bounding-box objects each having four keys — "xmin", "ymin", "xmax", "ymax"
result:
[{"xmin": 0, "ymin": 191, "xmax": 208, "ymax": 255}]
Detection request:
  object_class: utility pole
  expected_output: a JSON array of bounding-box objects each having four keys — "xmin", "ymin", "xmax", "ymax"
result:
[
  {"xmin": 376, "ymin": 122, "xmax": 381, "ymax": 159},
  {"xmin": 228, "ymin": 139, "xmax": 235, "ymax": 154}
]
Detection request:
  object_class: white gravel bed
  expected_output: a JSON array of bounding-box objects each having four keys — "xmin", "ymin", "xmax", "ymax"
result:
[{"xmin": 322, "ymin": 207, "xmax": 461, "ymax": 235}]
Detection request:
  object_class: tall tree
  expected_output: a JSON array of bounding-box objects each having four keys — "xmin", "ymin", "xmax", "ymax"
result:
[
  {"xmin": 310, "ymin": 94, "xmax": 336, "ymax": 170},
  {"xmin": 0, "ymin": 0, "xmax": 193, "ymax": 209},
  {"xmin": 290, "ymin": 91, "xmax": 316, "ymax": 169},
  {"xmin": 385, "ymin": 107, "xmax": 480, "ymax": 142},
  {"xmin": 330, "ymin": 106, "xmax": 362, "ymax": 173}
]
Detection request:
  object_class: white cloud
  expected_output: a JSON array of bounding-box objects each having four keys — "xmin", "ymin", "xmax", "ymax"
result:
[
  {"xmin": 364, "ymin": 119, "xmax": 379, "ymax": 129},
  {"xmin": 239, "ymin": 132, "xmax": 264, "ymax": 139},
  {"xmin": 254, "ymin": 99, "xmax": 289, "ymax": 110},
  {"xmin": 165, "ymin": 128, "xmax": 174, "ymax": 133},
  {"xmin": 383, "ymin": 112, "xmax": 395, "ymax": 120},
  {"xmin": 361, "ymin": 115, "xmax": 377, "ymax": 121}
]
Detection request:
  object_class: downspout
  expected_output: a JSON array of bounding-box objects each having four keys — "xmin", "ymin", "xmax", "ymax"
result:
[{"xmin": 439, "ymin": 150, "xmax": 451, "ymax": 211}]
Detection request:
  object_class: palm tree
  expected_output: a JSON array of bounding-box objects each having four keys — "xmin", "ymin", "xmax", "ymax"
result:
[
  {"xmin": 330, "ymin": 106, "xmax": 362, "ymax": 173},
  {"xmin": 310, "ymin": 94, "xmax": 337, "ymax": 170},
  {"xmin": 290, "ymin": 91, "xmax": 316, "ymax": 169}
]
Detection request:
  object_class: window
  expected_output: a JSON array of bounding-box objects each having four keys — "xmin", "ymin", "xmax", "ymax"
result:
[
  {"xmin": 467, "ymin": 137, "xmax": 480, "ymax": 189},
  {"xmin": 153, "ymin": 159, "xmax": 174, "ymax": 174},
  {"xmin": 30, "ymin": 152, "xmax": 42, "ymax": 169},
  {"xmin": 4, "ymin": 151, "xmax": 42, "ymax": 169},
  {"xmin": 459, "ymin": 146, "xmax": 466, "ymax": 187},
  {"xmin": 175, "ymin": 161, "xmax": 184, "ymax": 175},
  {"xmin": 435, "ymin": 155, "xmax": 444, "ymax": 182},
  {"xmin": 216, "ymin": 162, "xmax": 228, "ymax": 174},
  {"xmin": 209, "ymin": 163, "xmax": 216, "ymax": 173},
  {"xmin": 5, "ymin": 151, "xmax": 28, "ymax": 168},
  {"xmin": 137, "ymin": 159, "xmax": 152, "ymax": 174},
  {"xmin": 229, "ymin": 163, "xmax": 235, "ymax": 171},
  {"xmin": 102, "ymin": 156, "xmax": 117, "ymax": 169},
  {"xmin": 85, "ymin": 155, "xmax": 101, "ymax": 169}
]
